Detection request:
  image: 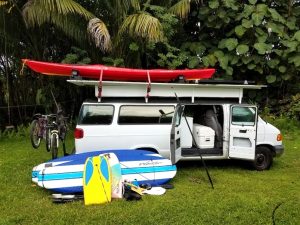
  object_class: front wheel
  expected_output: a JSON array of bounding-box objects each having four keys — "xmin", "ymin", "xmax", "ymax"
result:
[
  {"xmin": 51, "ymin": 133, "xmax": 59, "ymax": 159},
  {"xmin": 45, "ymin": 128, "xmax": 51, "ymax": 152},
  {"xmin": 30, "ymin": 120, "xmax": 41, "ymax": 149},
  {"xmin": 253, "ymin": 146, "xmax": 273, "ymax": 171}
]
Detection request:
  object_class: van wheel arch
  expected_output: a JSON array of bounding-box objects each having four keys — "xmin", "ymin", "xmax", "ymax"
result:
[{"xmin": 253, "ymin": 146, "xmax": 273, "ymax": 171}]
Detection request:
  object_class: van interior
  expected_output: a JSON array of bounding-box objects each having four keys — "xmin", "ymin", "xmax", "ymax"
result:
[{"xmin": 181, "ymin": 104, "xmax": 224, "ymax": 156}]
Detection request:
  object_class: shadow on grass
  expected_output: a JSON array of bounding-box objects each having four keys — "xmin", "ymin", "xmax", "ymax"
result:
[{"xmin": 176, "ymin": 159, "xmax": 253, "ymax": 171}]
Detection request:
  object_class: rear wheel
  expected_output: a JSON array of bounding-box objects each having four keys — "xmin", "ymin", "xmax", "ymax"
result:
[
  {"xmin": 51, "ymin": 133, "xmax": 58, "ymax": 159},
  {"xmin": 253, "ymin": 146, "xmax": 273, "ymax": 171},
  {"xmin": 30, "ymin": 120, "xmax": 41, "ymax": 149}
]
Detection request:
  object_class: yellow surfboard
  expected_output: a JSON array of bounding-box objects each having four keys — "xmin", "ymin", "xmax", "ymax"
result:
[{"xmin": 83, "ymin": 155, "xmax": 112, "ymax": 205}]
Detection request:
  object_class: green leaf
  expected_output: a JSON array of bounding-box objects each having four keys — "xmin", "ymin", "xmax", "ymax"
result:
[
  {"xmin": 267, "ymin": 22, "xmax": 284, "ymax": 36},
  {"xmin": 252, "ymin": 12, "xmax": 264, "ymax": 26},
  {"xmin": 281, "ymin": 74, "xmax": 292, "ymax": 81},
  {"xmin": 213, "ymin": 50, "xmax": 225, "ymax": 59},
  {"xmin": 293, "ymin": 31, "xmax": 300, "ymax": 42},
  {"xmin": 223, "ymin": 0, "xmax": 238, "ymax": 10},
  {"xmin": 281, "ymin": 40, "xmax": 298, "ymax": 52},
  {"xmin": 247, "ymin": 64, "xmax": 256, "ymax": 69},
  {"xmin": 208, "ymin": 0, "xmax": 219, "ymax": 9},
  {"xmin": 235, "ymin": 25, "xmax": 246, "ymax": 36},
  {"xmin": 243, "ymin": 5, "xmax": 255, "ymax": 18},
  {"xmin": 217, "ymin": 9, "xmax": 226, "ymax": 19},
  {"xmin": 230, "ymin": 55, "xmax": 239, "ymax": 65},
  {"xmin": 188, "ymin": 57, "xmax": 199, "ymax": 68},
  {"xmin": 242, "ymin": 19, "xmax": 253, "ymax": 28},
  {"xmin": 256, "ymin": 4, "xmax": 268, "ymax": 14},
  {"xmin": 286, "ymin": 17, "xmax": 296, "ymax": 30},
  {"xmin": 288, "ymin": 55, "xmax": 300, "ymax": 67},
  {"xmin": 219, "ymin": 55, "xmax": 229, "ymax": 69},
  {"xmin": 249, "ymin": 0, "xmax": 257, "ymax": 5},
  {"xmin": 278, "ymin": 66, "xmax": 287, "ymax": 73},
  {"xmin": 202, "ymin": 54, "xmax": 217, "ymax": 66},
  {"xmin": 254, "ymin": 42, "xmax": 272, "ymax": 54},
  {"xmin": 268, "ymin": 8, "xmax": 285, "ymax": 24},
  {"xmin": 129, "ymin": 42, "xmax": 139, "ymax": 51},
  {"xmin": 225, "ymin": 66, "xmax": 233, "ymax": 76},
  {"xmin": 236, "ymin": 44, "xmax": 249, "ymax": 55},
  {"xmin": 218, "ymin": 39, "xmax": 227, "ymax": 49},
  {"xmin": 266, "ymin": 75, "xmax": 276, "ymax": 83},
  {"xmin": 242, "ymin": 56, "xmax": 252, "ymax": 64},
  {"xmin": 224, "ymin": 38, "xmax": 238, "ymax": 51},
  {"xmin": 267, "ymin": 59, "xmax": 280, "ymax": 68}
]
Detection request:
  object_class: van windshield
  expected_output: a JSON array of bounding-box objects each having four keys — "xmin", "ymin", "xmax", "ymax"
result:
[{"xmin": 78, "ymin": 105, "xmax": 114, "ymax": 125}]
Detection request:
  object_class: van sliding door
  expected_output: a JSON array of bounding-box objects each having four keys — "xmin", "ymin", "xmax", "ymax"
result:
[
  {"xmin": 229, "ymin": 105, "xmax": 257, "ymax": 160},
  {"xmin": 170, "ymin": 105, "xmax": 184, "ymax": 164}
]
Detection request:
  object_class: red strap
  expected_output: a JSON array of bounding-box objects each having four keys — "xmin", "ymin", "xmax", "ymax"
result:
[
  {"xmin": 146, "ymin": 71, "xmax": 151, "ymax": 102},
  {"xmin": 98, "ymin": 69, "xmax": 103, "ymax": 102}
]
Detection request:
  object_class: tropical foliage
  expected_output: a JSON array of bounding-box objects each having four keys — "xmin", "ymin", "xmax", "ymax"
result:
[{"xmin": 0, "ymin": 0, "xmax": 299, "ymax": 128}]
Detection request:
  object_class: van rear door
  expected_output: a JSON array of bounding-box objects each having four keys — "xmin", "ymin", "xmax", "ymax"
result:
[
  {"xmin": 229, "ymin": 105, "xmax": 257, "ymax": 160},
  {"xmin": 170, "ymin": 105, "xmax": 184, "ymax": 164}
]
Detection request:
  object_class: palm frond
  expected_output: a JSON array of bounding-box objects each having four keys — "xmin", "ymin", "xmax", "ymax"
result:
[
  {"xmin": 22, "ymin": 0, "xmax": 94, "ymax": 27},
  {"xmin": 119, "ymin": 13, "xmax": 164, "ymax": 43},
  {"xmin": 87, "ymin": 18, "xmax": 111, "ymax": 53},
  {"xmin": 169, "ymin": 0, "xmax": 199, "ymax": 19},
  {"xmin": 0, "ymin": 0, "xmax": 8, "ymax": 7},
  {"xmin": 130, "ymin": 0, "xmax": 140, "ymax": 11}
]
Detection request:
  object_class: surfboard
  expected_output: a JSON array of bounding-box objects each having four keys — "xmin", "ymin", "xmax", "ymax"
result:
[
  {"xmin": 83, "ymin": 155, "xmax": 111, "ymax": 205},
  {"xmin": 22, "ymin": 59, "xmax": 215, "ymax": 82},
  {"xmin": 32, "ymin": 149, "xmax": 177, "ymax": 193},
  {"xmin": 106, "ymin": 153, "xmax": 123, "ymax": 199}
]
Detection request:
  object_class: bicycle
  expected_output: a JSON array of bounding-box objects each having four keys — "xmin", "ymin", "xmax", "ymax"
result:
[
  {"xmin": 48, "ymin": 111, "xmax": 68, "ymax": 159},
  {"xmin": 30, "ymin": 113, "xmax": 56, "ymax": 152}
]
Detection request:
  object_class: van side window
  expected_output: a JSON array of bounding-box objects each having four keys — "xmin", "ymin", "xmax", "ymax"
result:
[
  {"xmin": 78, "ymin": 105, "xmax": 114, "ymax": 125},
  {"xmin": 118, "ymin": 106, "xmax": 174, "ymax": 124},
  {"xmin": 231, "ymin": 106, "xmax": 256, "ymax": 126}
]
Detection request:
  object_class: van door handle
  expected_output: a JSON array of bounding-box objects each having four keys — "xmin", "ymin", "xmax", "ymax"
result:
[
  {"xmin": 239, "ymin": 130, "xmax": 247, "ymax": 133},
  {"xmin": 177, "ymin": 131, "xmax": 179, "ymax": 134}
]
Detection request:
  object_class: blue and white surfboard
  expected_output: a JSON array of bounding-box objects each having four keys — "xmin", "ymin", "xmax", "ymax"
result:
[{"xmin": 32, "ymin": 150, "xmax": 177, "ymax": 193}]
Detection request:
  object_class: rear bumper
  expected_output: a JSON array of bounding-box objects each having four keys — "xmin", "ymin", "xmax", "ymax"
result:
[{"xmin": 274, "ymin": 145, "xmax": 284, "ymax": 157}]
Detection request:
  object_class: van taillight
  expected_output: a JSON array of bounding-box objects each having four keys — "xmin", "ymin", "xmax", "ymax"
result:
[{"xmin": 74, "ymin": 128, "xmax": 84, "ymax": 139}]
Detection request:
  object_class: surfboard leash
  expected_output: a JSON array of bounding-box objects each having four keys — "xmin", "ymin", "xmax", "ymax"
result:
[{"xmin": 173, "ymin": 92, "xmax": 214, "ymax": 189}]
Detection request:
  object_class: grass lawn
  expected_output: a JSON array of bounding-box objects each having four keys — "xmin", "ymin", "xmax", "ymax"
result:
[{"xmin": 0, "ymin": 122, "xmax": 299, "ymax": 225}]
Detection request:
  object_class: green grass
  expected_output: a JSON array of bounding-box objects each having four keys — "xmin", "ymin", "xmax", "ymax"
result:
[{"xmin": 0, "ymin": 124, "xmax": 300, "ymax": 225}]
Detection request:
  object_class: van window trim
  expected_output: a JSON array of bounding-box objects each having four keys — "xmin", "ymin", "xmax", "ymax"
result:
[
  {"xmin": 117, "ymin": 104, "xmax": 175, "ymax": 125},
  {"xmin": 77, "ymin": 104, "xmax": 115, "ymax": 125}
]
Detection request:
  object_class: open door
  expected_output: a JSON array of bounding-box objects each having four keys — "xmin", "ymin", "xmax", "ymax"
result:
[
  {"xmin": 229, "ymin": 105, "xmax": 257, "ymax": 160},
  {"xmin": 170, "ymin": 104, "xmax": 184, "ymax": 164}
]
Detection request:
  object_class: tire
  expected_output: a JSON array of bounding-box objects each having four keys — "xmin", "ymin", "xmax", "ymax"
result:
[
  {"xmin": 45, "ymin": 128, "xmax": 51, "ymax": 152},
  {"xmin": 51, "ymin": 133, "xmax": 58, "ymax": 159},
  {"xmin": 253, "ymin": 146, "xmax": 273, "ymax": 171},
  {"xmin": 30, "ymin": 119, "xmax": 41, "ymax": 149}
]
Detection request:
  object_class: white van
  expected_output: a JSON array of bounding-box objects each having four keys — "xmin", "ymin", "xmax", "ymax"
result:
[{"xmin": 70, "ymin": 80, "xmax": 284, "ymax": 171}]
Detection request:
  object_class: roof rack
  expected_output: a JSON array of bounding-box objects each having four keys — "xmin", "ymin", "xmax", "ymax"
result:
[{"xmin": 67, "ymin": 80, "xmax": 266, "ymax": 104}]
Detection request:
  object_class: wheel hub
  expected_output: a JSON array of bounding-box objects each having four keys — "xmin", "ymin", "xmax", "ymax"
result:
[{"xmin": 257, "ymin": 154, "xmax": 265, "ymax": 165}]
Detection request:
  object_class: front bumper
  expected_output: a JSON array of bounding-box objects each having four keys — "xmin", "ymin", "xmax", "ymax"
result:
[{"xmin": 274, "ymin": 145, "xmax": 284, "ymax": 157}]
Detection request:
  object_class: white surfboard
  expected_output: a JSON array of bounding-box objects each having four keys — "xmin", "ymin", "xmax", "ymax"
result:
[{"xmin": 105, "ymin": 153, "xmax": 123, "ymax": 199}]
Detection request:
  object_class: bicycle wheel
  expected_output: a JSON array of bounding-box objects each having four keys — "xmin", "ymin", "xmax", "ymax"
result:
[
  {"xmin": 30, "ymin": 119, "xmax": 41, "ymax": 149},
  {"xmin": 45, "ymin": 128, "xmax": 51, "ymax": 152},
  {"xmin": 51, "ymin": 133, "xmax": 59, "ymax": 159}
]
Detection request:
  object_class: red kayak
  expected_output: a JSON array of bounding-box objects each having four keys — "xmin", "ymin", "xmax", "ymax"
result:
[{"xmin": 22, "ymin": 59, "xmax": 215, "ymax": 82}]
